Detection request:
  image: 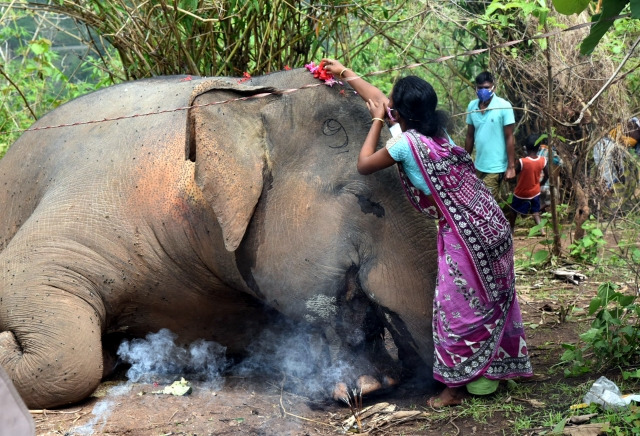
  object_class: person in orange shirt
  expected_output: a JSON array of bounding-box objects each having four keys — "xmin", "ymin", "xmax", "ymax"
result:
[
  {"xmin": 608, "ymin": 117, "xmax": 640, "ymax": 151},
  {"xmin": 509, "ymin": 134, "xmax": 549, "ymax": 235}
]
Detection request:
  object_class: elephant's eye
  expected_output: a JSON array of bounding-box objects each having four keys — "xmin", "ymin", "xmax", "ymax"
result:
[{"xmin": 322, "ymin": 119, "xmax": 348, "ymax": 149}]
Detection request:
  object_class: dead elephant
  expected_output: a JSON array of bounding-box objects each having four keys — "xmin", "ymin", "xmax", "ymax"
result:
[{"xmin": 0, "ymin": 69, "xmax": 437, "ymax": 409}]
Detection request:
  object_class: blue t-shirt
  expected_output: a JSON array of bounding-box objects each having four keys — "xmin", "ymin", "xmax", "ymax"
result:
[
  {"xmin": 386, "ymin": 135, "xmax": 431, "ymax": 195},
  {"xmin": 465, "ymin": 95, "xmax": 515, "ymax": 173}
]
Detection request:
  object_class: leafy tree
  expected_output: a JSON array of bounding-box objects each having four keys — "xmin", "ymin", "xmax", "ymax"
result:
[
  {"xmin": 553, "ymin": 0, "xmax": 640, "ymax": 54},
  {"xmin": 0, "ymin": 5, "xmax": 118, "ymax": 156},
  {"xmin": 1, "ymin": 1, "xmax": 478, "ymax": 156},
  {"xmin": 29, "ymin": 0, "xmax": 412, "ymax": 79}
]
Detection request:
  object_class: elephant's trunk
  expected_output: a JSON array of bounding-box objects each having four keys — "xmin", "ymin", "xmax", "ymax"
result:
[{"xmin": 358, "ymin": 205, "xmax": 438, "ymax": 376}]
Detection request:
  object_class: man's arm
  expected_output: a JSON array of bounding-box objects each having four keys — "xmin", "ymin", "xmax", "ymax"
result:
[
  {"xmin": 504, "ymin": 123, "xmax": 516, "ymax": 180},
  {"xmin": 465, "ymin": 124, "xmax": 475, "ymax": 154}
]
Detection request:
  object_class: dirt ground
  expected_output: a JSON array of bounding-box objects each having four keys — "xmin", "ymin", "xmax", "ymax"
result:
[{"xmin": 31, "ymin": 235, "xmax": 618, "ymax": 436}]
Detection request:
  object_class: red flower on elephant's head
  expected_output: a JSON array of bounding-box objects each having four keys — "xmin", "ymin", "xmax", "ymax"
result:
[
  {"xmin": 305, "ymin": 61, "xmax": 339, "ymax": 87},
  {"xmin": 238, "ymin": 72, "xmax": 252, "ymax": 83}
]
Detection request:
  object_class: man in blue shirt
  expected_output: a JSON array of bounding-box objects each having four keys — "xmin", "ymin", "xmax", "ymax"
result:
[{"xmin": 464, "ymin": 72, "xmax": 516, "ymax": 201}]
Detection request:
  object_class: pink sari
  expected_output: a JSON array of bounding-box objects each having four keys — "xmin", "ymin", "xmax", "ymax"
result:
[{"xmin": 397, "ymin": 130, "xmax": 532, "ymax": 386}]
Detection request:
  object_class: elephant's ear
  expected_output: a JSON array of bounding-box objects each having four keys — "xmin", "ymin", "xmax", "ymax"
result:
[{"xmin": 188, "ymin": 81, "xmax": 277, "ymax": 252}]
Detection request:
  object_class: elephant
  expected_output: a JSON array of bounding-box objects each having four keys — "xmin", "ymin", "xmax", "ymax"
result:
[{"xmin": 0, "ymin": 68, "xmax": 437, "ymax": 409}]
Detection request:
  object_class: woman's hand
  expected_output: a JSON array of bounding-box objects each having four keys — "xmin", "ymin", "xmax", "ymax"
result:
[
  {"xmin": 366, "ymin": 98, "xmax": 386, "ymax": 120},
  {"xmin": 321, "ymin": 59, "xmax": 346, "ymax": 77},
  {"xmin": 320, "ymin": 58, "xmax": 389, "ymax": 114}
]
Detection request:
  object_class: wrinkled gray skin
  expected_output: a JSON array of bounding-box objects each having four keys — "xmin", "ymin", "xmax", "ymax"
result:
[{"xmin": 0, "ymin": 69, "xmax": 437, "ymax": 409}]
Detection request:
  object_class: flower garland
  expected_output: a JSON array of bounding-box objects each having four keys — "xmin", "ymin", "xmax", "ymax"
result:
[
  {"xmin": 237, "ymin": 62, "xmax": 342, "ymax": 87},
  {"xmin": 304, "ymin": 61, "xmax": 340, "ymax": 87}
]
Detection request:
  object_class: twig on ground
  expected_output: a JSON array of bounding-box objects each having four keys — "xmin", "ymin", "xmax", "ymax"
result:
[
  {"xmin": 167, "ymin": 409, "xmax": 179, "ymax": 423},
  {"xmin": 30, "ymin": 409, "xmax": 83, "ymax": 415},
  {"xmin": 368, "ymin": 414, "xmax": 431, "ymax": 435},
  {"xmin": 277, "ymin": 373, "xmax": 334, "ymax": 428},
  {"xmin": 444, "ymin": 410, "xmax": 465, "ymax": 436},
  {"xmin": 71, "ymin": 411, "xmax": 90, "ymax": 425}
]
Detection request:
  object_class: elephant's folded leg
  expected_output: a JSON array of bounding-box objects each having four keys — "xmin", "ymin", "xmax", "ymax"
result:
[{"xmin": 0, "ymin": 285, "xmax": 104, "ymax": 409}]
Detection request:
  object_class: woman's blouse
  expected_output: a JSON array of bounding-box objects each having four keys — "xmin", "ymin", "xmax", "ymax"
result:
[{"xmin": 386, "ymin": 135, "xmax": 431, "ymax": 195}]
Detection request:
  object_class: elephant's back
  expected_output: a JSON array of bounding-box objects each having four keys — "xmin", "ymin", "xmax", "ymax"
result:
[{"xmin": 0, "ymin": 76, "xmax": 214, "ymax": 250}]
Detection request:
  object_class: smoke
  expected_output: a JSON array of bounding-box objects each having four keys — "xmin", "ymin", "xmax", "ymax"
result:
[
  {"xmin": 66, "ymin": 324, "xmax": 373, "ymax": 434},
  {"xmin": 67, "ymin": 385, "xmax": 131, "ymax": 435},
  {"xmin": 232, "ymin": 324, "xmax": 361, "ymax": 399},
  {"xmin": 110, "ymin": 323, "xmax": 373, "ymax": 400},
  {"xmin": 116, "ymin": 328, "xmax": 228, "ymax": 387},
  {"xmin": 67, "ymin": 331, "xmax": 229, "ymax": 435},
  {"xmin": 114, "ymin": 326, "xmax": 358, "ymax": 396}
]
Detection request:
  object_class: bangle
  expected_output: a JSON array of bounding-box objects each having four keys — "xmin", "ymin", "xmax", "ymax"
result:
[
  {"xmin": 372, "ymin": 117, "xmax": 385, "ymax": 125},
  {"xmin": 339, "ymin": 68, "xmax": 348, "ymax": 78}
]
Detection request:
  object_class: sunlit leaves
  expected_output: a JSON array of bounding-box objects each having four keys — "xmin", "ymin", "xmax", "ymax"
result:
[
  {"xmin": 552, "ymin": 0, "xmax": 590, "ymax": 14},
  {"xmin": 553, "ymin": 0, "xmax": 636, "ymax": 55},
  {"xmin": 28, "ymin": 38, "xmax": 51, "ymax": 55},
  {"xmin": 580, "ymin": 0, "xmax": 629, "ymax": 54}
]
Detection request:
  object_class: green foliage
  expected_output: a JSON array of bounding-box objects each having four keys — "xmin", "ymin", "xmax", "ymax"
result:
[
  {"xmin": 571, "ymin": 403, "xmax": 640, "ymax": 436},
  {"xmin": 553, "ymin": 0, "xmax": 638, "ymax": 54},
  {"xmin": 607, "ymin": 404, "xmax": 640, "ymax": 435},
  {"xmin": 43, "ymin": 0, "xmax": 401, "ymax": 79},
  {"xmin": 526, "ymin": 216, "xmax": 554, "ymax": 264},
  {"xmin": 608, "ymin": 15, "xmax": 640, "ymax": 96},
  {"xmin": 568, "ymin": 216, "xmax": 606, "ymax": 264},
  {"xmin": 561, "ymin": 281, "xmax": 640, "ymax": 376},
  {"xmin": 515, "ymin": 205, "xmax": 569, "ymax": 268},
  {"xmin": 0, "ymin": 8, "xmax": 118, "ymax": 157},
  {"xmin": 343, "ymin": 2, "xmax": 481, "ymax": 123},
  {"xmin": 483, "ymin": 0, "xmax": 553, "ymax": 50},
  {"xmin": 552, "ymin": 0, "xmax": 591, "ymax": 14},
  {"xmin": 581, "ymin": 0, "xmax": 630, "ymax": 55},
  {"xmin": 487, "ymin": 0, "xmax": 550, "ymax": 25}
]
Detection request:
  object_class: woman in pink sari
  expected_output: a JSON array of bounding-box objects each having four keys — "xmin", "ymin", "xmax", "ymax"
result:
[{"xmin": 323, "ymin": 59, "xmax": 532, "ymax": 407}]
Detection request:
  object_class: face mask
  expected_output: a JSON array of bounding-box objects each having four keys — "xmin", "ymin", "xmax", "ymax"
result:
[{"xmin": 476, "ymin": 88, "xmax": 494, "ymax": 102}]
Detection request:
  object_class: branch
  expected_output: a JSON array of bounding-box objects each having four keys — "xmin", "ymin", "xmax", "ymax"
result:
[
  {"xmin": 573, "ymin": 34, "xmax": 640, "ymax": 125},
  {"xmin": 0, "ymin": 65, "xmax": 37, "ymax": 120}
]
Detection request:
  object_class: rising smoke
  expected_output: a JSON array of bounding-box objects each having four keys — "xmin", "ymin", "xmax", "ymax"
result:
[
  {"xmin": 68, "ymin": 323, "xmax": 370, "ymax": 434},
  {"xmin": 232, "ymin": 323, "xmax": 363, "ymax": 399},
  {"xmin": 68, "ymin": 384, "xmax": 131, "ymax": 435},
  {"xmin": 116, "ymin": 328, "xmax": 229, "ymax": 386},
  {"xmin": 117, "ymin": 324, "xmax": 366, "ymax": 398}
]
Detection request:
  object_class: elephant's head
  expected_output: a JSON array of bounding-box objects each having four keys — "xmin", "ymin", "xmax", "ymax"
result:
[{"xmin": 188, "ymin": 69, "xmax": 437, "ymax": 386}]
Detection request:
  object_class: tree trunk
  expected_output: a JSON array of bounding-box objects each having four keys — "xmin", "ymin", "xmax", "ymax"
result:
[{"xmin": 573, "ymin": 183, "xmax": 590, "ymax": 240}]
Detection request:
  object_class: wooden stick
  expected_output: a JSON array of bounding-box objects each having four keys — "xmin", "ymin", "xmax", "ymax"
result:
[{"xmin": 30, "ymin": 409, "xmax": 82, "ymax": 414}]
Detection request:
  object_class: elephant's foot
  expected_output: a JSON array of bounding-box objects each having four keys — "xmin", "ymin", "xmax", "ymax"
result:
[
  {"xmin": 0, "ymin": 284, "xmax": 106, "ymax": 409},
  {"xmin": 0, "ymin": 331, "xmax": 22, "ymax": 368},
  {"xmin": 333, "ymin": 382, "xmax": 349, "ymax": 403},
  {"xmin": 332, "ymin": 374, "xmax": 399, "ymax": 403}
]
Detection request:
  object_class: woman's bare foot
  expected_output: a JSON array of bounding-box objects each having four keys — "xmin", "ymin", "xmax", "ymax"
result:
[{"xmin": 426, "ymin": 387, "xmax": 467, "ymax": 408}]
